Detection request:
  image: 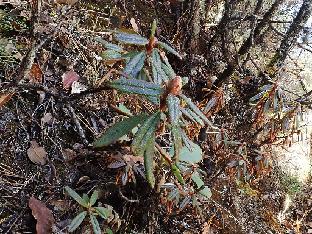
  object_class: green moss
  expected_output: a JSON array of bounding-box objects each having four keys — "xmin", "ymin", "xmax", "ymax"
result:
[{"xmin": 280, "ymin": 173, "xmax": 301, "ymax": 196}]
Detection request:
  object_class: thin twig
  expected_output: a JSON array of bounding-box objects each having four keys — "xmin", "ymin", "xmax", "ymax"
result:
[
  {"xmin": 118, "ymin": 188, "xmax": 139, "ymax": 203},
  {"xmin": 66, "ymin": 103, "xmax": 89, "ymax": 145}
]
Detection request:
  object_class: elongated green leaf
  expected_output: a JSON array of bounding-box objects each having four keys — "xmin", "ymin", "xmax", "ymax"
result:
[
  {"xmin": 144, "ymin": 135, "xmax": 156, "ymax": 187},
  {"xmin": 157, "ymin": 41, "xmax": 182, "ymax": 59},
  {"xmin": 101, "ymin": 50, "xmax": 122, "ymax": 60},
  {"xmin": 123, "ymin": 51, "xmax": 146, "ymax": 78},
  {"xmin": 65, "ymin": 186, "xmax": 88, "ymax": 208},
  {"xmin": 181, "ymin": 130, "xmax": 193, "ymax": 151},
  {"xmin": 93, "ymin": 114, "xmax": 148, "ymax": 148},
  {"xmin": 191, "ymin": 172, "xmax": 212, "ymax": 198},
  {"xmin": 167, "ymin": 94, "xmax": 181, "ymax": 124},
  {"xmin": 151, "ymin": 49, "xmax": 169, "ymax": 84},
  {"xmin": 150, "ymin": 20, "xmax": 157, "ymax": 38},
  {"xmin": 95, "ymin": 37, "xmax": 123, "ymax": 52},
  {"xmin": 68, "ymin": 211, "xmax": 87, "ymax": 232},
  {"xmin": 115, "ymin": 33, "xmax": 148, "ymax": 45},
  {"xmin": 90, "ymin": 213, "xmax": 101, "ymax": 234},
  {"xmin": 180, "ymin": 94, "xmax": 217, "ymax": 129},
  {"xmin": 122, "ymin": 51, "xmax": 141, "ymax": 63},
  {"xmin": 132, "ymin": 111, "xmax": 161, "ymax": 157},
  {"xmin": 249, "ymin": 90, "xmax": 266, "ymax": 102},
  {"xmin": 191, "ymin": 171, "xmax": 204, "ymax": 188},
  {"xmin": 109, "ymin": 78, "xmax": 163, "ymax": 97},
  {"xmin": 161, "ymin": 62, "xmax": 175, "ymax": 80},
  {"xmin": 82, "ymin": 194, "xmax": 89, "ymax": 204},
  {"xmin": 89, "ymin": 190, "xmax": 98, "ymax": 206},
  {"xmin": 199, "ymin": 186, "xmax": 212, "ymax": 198},
  {"xmin": 95, "ymin": 207, "xmax": 111, "ymax": 219},
  {"xmin": 181, "ymin": 107, "xmax": 204, "ymax": 126},
  {"xmin": 171, "ymin": 124, "xmax": 182, "ymax": 162},
  {"xmin": 171, "ymin": 163, "xmax": 185, "ymax": 185}
]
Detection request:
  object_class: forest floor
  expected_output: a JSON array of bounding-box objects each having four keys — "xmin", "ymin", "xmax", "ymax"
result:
[{"xmin": 0, "ymin": 1, "xmax": 311, "ymax": 233}]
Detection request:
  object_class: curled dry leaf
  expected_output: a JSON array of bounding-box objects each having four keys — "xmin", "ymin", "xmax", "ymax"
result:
[
  {"xmin": 62, "ymin": 70, "xmax": 80, "ymax": 90},
  {"xmin": 0, "ymin": 93, "xmax": 14, "ymax": 108},
  {"xmin": 29, "ymin": 197, "xmax": 55, "ymax": 234},
  {"xmin": 27, "ymin": 140, "xmax": 48, "ymax": 165}
]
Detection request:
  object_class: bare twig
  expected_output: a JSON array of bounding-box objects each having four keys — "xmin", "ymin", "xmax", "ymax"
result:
[{"xmin": 66, "ymin": 103, "xmax": 89, "ymax": 145}]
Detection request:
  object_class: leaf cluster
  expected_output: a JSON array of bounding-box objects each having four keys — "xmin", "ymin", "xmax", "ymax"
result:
[
  {"xmin": 93, "ymin": 20, "xmax": 218, "ymax": 209},
  {"xmin": 65, "ymin": 186, "xmax": 115, "ymax": 234}
]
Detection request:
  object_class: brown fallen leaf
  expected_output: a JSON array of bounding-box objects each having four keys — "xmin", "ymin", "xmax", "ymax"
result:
[
  {"xmin": 29, "ymin": 63, "xmax": 43, "ymax": 83},
  {"xmin": 0, "ymin": 93, "xmax": 14, "ymax": 108},
  {"xmin": 27, "ymin": 140, "xmax": 48, "ymax": 165},
  {"xmin": 54, "ymin": 0, "xmax": 79, "ymax": 5},
  {"xmin": 29, "ymin": 197, "xmax": 55, "ymax": 234},
  {"xmin": 62, "ymin": 70, "xmax": 80, "ymax": 90}
]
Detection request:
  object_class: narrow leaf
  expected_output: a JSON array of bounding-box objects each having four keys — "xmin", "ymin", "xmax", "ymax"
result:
[
  {"xmin": 93, "ymin": 114, "xmax": 148, "ymax": 148},
  {"xmin": 199, "ymin": 186, "xmax": 212, "ymax": 198},
  {"xmin": 68, "ymin": 211, "xmax": 87, "ymax": 232},
  {"xmin": 249, "ymin": 90, "xmax": 266, "ymax": 103},
  {"xmin": 90, "ymin": 213, "xmax": 101, "ymax": 234},
  {"xmin": 151, "ymin": 49, "xmax": 169, "ymax": 83},
  {"xmin": 161, "ymin": 62, "xmax": 175, "ymax": 79},
  {"xmin": 101, "ymin": 50, "xmax": 122, "ymax": 60},
  {"xmin": 95, "ymin": 37, "xmax": 123, "ymax": 52},
  {"xmin": 65, "ymin": 186, "xmax": 88, "ymax": 208},
  {"xmin": 150, "ymin": 20, "xmax": 157, "ymax": 38},
  {"xmin": 95, "ymin": 207, "xmax": 111, "ymax": 219},
  {"xmin": 115, "ymin": 32, "xmax": 148, "ymax": 45},
  {"xmin": 181, "ymin": 107, "xmax": 204, "ymax": 126},
  {"xmin": 82, "ymin": 194, "xmax": 89, "ymax": 204},
  {"xmin": 180, "ymin": 94, "xmax": 217, "ymax": 129},
  {"xmin": 144, "ymin": 135, "xmax": 156, "ymax": 187},
  {"xmin": 157, "ymin": 41, "xmax": 182, "ymax": 59},
  {"xmin": 109, "ymin": 78, "xmax": 163, "ymax": 97},
  {"xmin": 171, "ymin": 164, "xmax": 185, "ymax": 185},
  {"xmin": 123, "ymin": 51, "xmax": 146, "ymax": 78},
  {"xmin": 171, "ymin": 124, "xmax": 182, "ymax": 162},
  {"xmin": 132, "ymin": 111, "xmax": 160, "ymax": 157},
  {"xmin": 167, "ymin": 94, "xmax": 181, "ymax": 124},
  {"xmin": 89, "ymin": 190, "xmax": 98, "ymax": 206}
]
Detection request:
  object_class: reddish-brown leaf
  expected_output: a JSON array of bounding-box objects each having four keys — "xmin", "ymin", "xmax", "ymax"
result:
[
  {"xmin": 0, "ymin": 93, "xmax": 14, "ymax": 108},
  {"xmin": 29, "ymin": 63, "xmax": 43, "ymax": 83},
  {"xmin": 62, "ymin": 70, "xmax": 80, "ymax": 90},
  {"xmin": 29, "ymin": 197, "xmax": 55, "ymax": 234}
]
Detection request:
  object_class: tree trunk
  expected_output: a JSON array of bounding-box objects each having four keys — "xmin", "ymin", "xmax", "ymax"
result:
[
  {"xmin": 269, "ymin": 0, "xmax": 312, "ymax": 68},
  {"xmin": 214, "ymin": 0, "xmax": 283, "ymax": 88}
]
